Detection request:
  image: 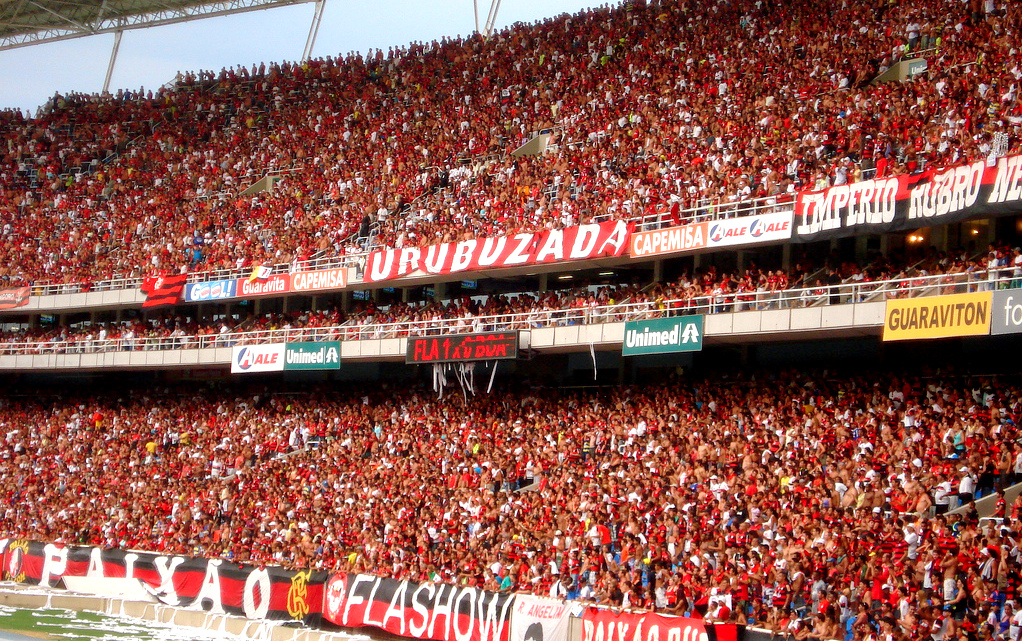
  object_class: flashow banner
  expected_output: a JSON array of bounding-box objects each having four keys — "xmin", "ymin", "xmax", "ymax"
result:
[
  {"xmin": 0, "ymin": 539, "xmax": 325, "ymax": 625},
  {"xmin": 323, "ymin": 573, "xmax": 514, "ymax": 641},
  {"xmin": 794, "ymin": 154, "xmax": 1022, "ymax": 242}
]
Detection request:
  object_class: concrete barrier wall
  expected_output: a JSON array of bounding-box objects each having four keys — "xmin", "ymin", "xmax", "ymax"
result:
[{"xmin": 0, "ymin": 587, "xmax": 359, "ymax": 641}]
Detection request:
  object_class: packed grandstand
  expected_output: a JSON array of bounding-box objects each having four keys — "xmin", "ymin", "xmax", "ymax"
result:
[{"xmin": 2, "ymin": 0, "xmax": 1022, "ymax": 641}]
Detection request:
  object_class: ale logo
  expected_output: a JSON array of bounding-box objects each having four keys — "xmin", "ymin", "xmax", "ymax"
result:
[
  {"xmin": 708, "ymin": 224, "xmax": 724, "ymax": 243},
  {"xmin": 749, "ymin": 218, "xmax": 764, "ymax": 237},
  {"xmin": 286, "ymin": 569, "xmax": 311, "ymax": 620},
  {"xmin": 236, "ymin": 347, "xmax": 280, "ymax": 370},
  {"xmin": 237, "ymin": 347, "xmax": 255, "ymax": 370}
]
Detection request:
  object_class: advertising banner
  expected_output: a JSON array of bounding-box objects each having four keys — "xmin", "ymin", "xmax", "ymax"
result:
[
  {"xmin": 580, "ymin": 608, "xmax": 738, "ymax": 641},
  {"xmin": 629, "ymin": 212, "xmax": 792, "ymax": 259},
  {"xmin": 406, "ymin": 332, "xmax": 521, "ymax": 364},
  {"xmin": 237, "ymin": 274, "xmax": 291, "ymax": 298},
  {"xmin": 364, "ymin": 221, "xmax": 630, "ymax": 283},
  {"xmin": 284, "ymin": 342, "xmax": 341, "ymax": 370},
  {"xmin": 0, "ymin": 540, "xmax": 325, "ymax": 625},
  {"xmin": 795, "ymin": 154, "xmax": 1022, "ymax": 242},
  {"xmin": 510, "ymin": 595, "xmax": 572, "ymax": 641},
  {"xmin": 883, "ymin": 292, "xmax": 992, "ymax": 341},
  {"xmin": 0, "ymin": 286, "xmax": 30, "ymax": 310},
  {"xmin": 231, "ymin": 344, "xmax": 286, "ymax": 373},
  {"xmin": 990, "ymin": 290, "xmax": 1022, "ymax": 336},
  {"xmin": 292, "ymin": 268, "xmax": 348, "ymax": 292},
  {"xmin": 622, "ymin": 316, "xmax": 704, "ymax": 356},
  {"xmin": 183, "ymin": 279, "xmax": 238, "ymax": 303},
  {"xmin": 323, "ymin": 573, "xmax": 513, "ymax": 641}
]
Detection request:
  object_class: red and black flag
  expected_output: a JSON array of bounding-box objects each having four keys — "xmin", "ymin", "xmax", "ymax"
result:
[{"xmin": 140, "ymin": 273, "xmax": 187, "ymax": 308}]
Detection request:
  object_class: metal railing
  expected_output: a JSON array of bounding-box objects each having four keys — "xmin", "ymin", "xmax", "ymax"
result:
[
  {"xmin": 4, "ymin": 268, "xmax": 1018, "ymax": 356},
  {"xmin": 22, "ymin": 194, "xmax": 799, "ymax": 297}
]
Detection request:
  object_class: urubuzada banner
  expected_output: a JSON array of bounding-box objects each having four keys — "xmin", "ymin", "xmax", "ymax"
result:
[
  {"xmin": 364, "ymin": 221, "xmax": 630, "ymax": 283},
  {"xmin": 794, "ymin": 154, "xmax": 1022, "ymax": 242},
  {"xmin": 323, "ymin": 573, "xmax": 514, "ymax": 641},
  {"xmin": 0, "ymin": 540, "xmax": 325, "ymax": 625},
  {"xmin": 580, "ymin": 607, "xmax": 739, "ymax": 641},
  {"xmin": 510, "ymin": 595, "xmax": 572, "ymax": 641}
]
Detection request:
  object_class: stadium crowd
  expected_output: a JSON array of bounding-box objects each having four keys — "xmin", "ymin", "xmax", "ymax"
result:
[
  {"xmin": 0, "ymin": 369, "xmax": 1021, "ymax": 641},
  {"xmin": 2, "ymin": 0, "xmax": 1021, "ymax": 287},
  {"xmin": 4, "ymin": 245, "xmax": 1020, "ymax": 353}
]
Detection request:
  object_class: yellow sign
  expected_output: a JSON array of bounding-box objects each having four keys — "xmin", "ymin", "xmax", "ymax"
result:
[
  {"xmin": 286, "ymin": 569, "xmax": 311, "ymax": 620},
  {"xmin": 884, "ymin": 292, "xmax": 992, "ymax": 341}
]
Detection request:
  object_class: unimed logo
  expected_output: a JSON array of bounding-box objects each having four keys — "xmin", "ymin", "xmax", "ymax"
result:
[{"xmin": 621, "ymin": 316, "xmax": 704, "ymax": 356}]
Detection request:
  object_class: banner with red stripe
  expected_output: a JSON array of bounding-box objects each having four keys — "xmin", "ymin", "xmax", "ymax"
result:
[
  {"xmin": 0, "ymin": 539, "xmax": 325, "ymax": 625},
  {"xmin": 141, "ymin": 273, "xmax": 188, "ymax": 308}
]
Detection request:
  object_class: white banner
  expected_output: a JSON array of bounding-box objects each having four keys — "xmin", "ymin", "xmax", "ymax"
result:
[
  {"xmin": 231, "ymin": 344, "xmax": 286, "ymax": 373},
  {"xmin": 704, "ymin": 211, "xmax": 792, "ymax": 249},
  {"xmin": 511, "ymin": 595, "xmax": 572, "ymax": 641}
]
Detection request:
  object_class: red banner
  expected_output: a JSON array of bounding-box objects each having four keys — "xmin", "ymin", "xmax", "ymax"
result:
[
  {"xmin": 581, "ymin": 607, "xmax": 738, "ymax": 641},
  {"xmin": 292, "ymin": 268, "xmax": 347, "ymax": 292},
  {"xmin": 237, "ymin": 273, "xmax": 292, "ymax": 297},
  {"xmin": 0, "ymin": 287, "xmax": 30, "ymax": 310},
  {"xmin": 364, "ymin": 221, "xmax": 630, "ymax": 283},
  {"xmin": 324, "ymin": 573, "xmax": 513, "ymax": 641},
  {"xmin": 141, "ymin": 274, "xmax": 187, "ymax": 308}
]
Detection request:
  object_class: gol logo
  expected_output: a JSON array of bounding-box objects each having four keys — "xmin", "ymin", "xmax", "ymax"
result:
[{"xmin": 286, "ymin": 569, "xmax": 312, "ymax": 620}]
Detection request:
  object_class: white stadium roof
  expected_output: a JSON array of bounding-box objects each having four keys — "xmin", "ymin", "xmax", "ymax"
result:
[{"xmin": 0, "ymin": 0, "xmax": 315, "ymax": 50}]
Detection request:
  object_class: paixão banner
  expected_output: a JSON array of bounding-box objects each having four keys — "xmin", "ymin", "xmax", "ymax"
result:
[
  {"xmin": 0, "ymin": 540, "xmax": 325, "ymax": 625},
  {"xmin": 580, "ymin": 607, "xmax": 738, "ymax": 641},
  {"xmin": 795, "ymin": 154, "xmax": 1022, "ymax": 242},
  {"xmin": 231, "ymin": 344, "xmax": 286, "ymax": 373},
  {"xmin": 323, "ymin": 573, "xmax": 513, "ymax": 641},
  {"xmin": 284, "ymin": 342, "xmax": 341, "ymax": 370},
  {"xmin": 0, "ymin": 286, "xmax": 30, "ymax": 310},
  {"xmin": 630, "ymin": 212, "xmax": 792, "ymax": 259},
  {"xmin": 622, "ymin": 316, "xmax": 704, "ymax": 356},
  {"xmin": 364, "ymin": 221, "xmax": 630, "ymax": 283},
  {"xmin": 883, "ymin": 292, "xmax": 992, "ymax": 341}
]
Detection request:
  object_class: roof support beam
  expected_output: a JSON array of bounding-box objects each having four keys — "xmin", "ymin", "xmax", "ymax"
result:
[
  {"xmin": 301, "ymin": 0, "xmax": 322, "ymax": 61},
  {"xmin": 102, "ymin": 28, "xmax": 121, "ymax": 93},
  {"xmin": 478, "ymin": 0, "xmax": 501, "ymax": 36}
]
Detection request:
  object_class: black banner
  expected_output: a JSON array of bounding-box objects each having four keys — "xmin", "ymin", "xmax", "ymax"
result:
[
  {"xmin": 794, "ymin": 154, "xmax": 1022, "ymax": 242},
  {"xmin": 406, "ymin": 332, "xmax": 521, "ymax": 364},
  {"xmin": 0, "ymin": 539, "xmax": 325, "ymax": 625},
  {"xmin": 323, "ymin": 573, "xmax": 514, "ymax": 641}
]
